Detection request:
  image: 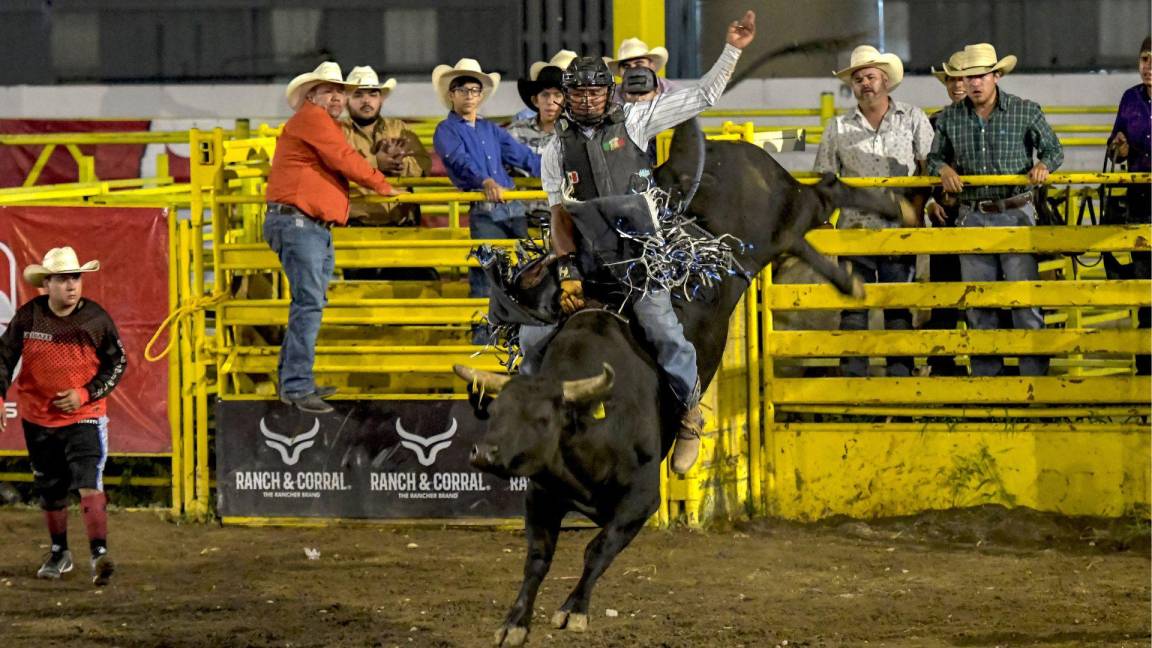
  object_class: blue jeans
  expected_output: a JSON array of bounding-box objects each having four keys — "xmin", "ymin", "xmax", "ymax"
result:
[
  {"xmin": 518, "ymin": 290, "xmax": 698, "ymax": 406},
  {"xmin": 840, "ymin": 255, "xmax": 914, "ymax": 377},
  {"xmin": 957, "ymin": 203, "xmax": 1048, "ymax": 377},
  {"xmin": 263, "ymin": 205, "xmax": 335, "ymax": 397}
]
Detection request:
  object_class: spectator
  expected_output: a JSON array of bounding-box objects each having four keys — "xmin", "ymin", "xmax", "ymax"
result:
[
  {"xmin": 431, "ymin": 59, "xmax": 541, "ymax": 344},
  {"xmin": 927, "ymin": 43, "xmax": 1064, "ymax": 377},
  {"xmin": 265, "ymin": 62, "xmax": 398, "ymax": 413},
  {"xmin": 606, "ymin": 37, "xmax": 679, "ymax": 103},
  {"xmin": 1105, "ymin": 35, "xmax": 1151, "ymax": 374},
  {"xmin": 814, "ymin": 45, "xmax": 933, "ymax": 377},
  {"xmin": 512, "ymin": 51, "xmax": 576, "ymax": 122},
  {"xmin": 340, "ymin": 66, "xmax": 431, "ymax": 226},
  {"xmin": 508, "ymin": 55, "xmax": 569, "ymax": 222},
  {"xmin": 923, "ymin": 49, "xmax": 968, "ymax": 376},
  {"xmin": 0, "ymin": 247, "xmax": 127, "ymax": 586}
]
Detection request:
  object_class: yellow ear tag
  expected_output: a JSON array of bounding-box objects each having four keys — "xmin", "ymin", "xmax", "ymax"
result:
[{"xmin": 591, "ymin": 402, "xmax": 606, "ymax": 420}]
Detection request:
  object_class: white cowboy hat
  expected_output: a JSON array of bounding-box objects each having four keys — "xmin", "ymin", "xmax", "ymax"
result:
[
  {"xmin": 942, "ymin": 43, "xmax": 1017, "ymax": 77},
  {"xmin": 528, "ymin": 50, "xmax": 578, "ymax": 81},
  {"xmin": 285, "ymin": 61, "xmax": 354, "ymax": 110},
  {"xmin": 23, "ymin": 247, "xmax": 100, "ymax": 286},
  {"xmin": 606, "ymin": 38, "xmax": 669, "ymax": 76},
  {"xmin": 834, "ymin": 45, "xmax": 905, "ymax": 90},
  {"xmin": 431, "ymin": 58, "xmax": 501, "ymax": 110},
  {"xmin": 931, "ymin": 50, "xmax": 966, "ymax": 82},
  {"xmin": 345, "ymin": 66, "xmax": 397, "ymax": 93}
]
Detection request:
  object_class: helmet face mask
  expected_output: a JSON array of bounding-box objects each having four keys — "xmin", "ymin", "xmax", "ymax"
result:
[{"xmin": 562, "ymin": 56, "xmax": 616, "ymax": 126}]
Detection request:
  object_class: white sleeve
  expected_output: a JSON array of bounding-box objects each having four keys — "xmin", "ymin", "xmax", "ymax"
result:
[
  {"xmin": 625, "ymin": 44, "xmax": 743, "ymax": 148},
  {"xmin": 812, "ymin": 117, "xmax": 840, "ymax": 174},
  {"xmin": 541, "ymin": 136, "xmax": 565, "ymax": 207}
]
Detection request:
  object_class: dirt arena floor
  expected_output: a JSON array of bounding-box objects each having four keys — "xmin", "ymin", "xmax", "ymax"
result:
[{"xmin": 0, "ymin": 508, "xmax": 1148, "ymax": 648}]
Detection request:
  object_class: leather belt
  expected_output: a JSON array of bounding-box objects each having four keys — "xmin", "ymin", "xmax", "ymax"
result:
[
  {"xmin": 266, "ymin": 202, "xmax": 333, "ymax": 228},
  {"xmin": 966, "ymin": 192, "xmax": 1032, "ymax": 213}
]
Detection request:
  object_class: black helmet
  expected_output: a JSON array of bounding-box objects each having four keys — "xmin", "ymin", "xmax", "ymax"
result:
[
  {"xmin": 561, "ymin": 56, "xmax": 616, "ymax": 126},
  {"xmin": 561, "ymin": 56, "xmax": 614, "ymax": 89}
]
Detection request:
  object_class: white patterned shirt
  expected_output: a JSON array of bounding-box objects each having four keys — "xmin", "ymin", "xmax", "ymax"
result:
[{"xmin": 813, "ymin": 99, "xmax": 934, "ymax": 229}]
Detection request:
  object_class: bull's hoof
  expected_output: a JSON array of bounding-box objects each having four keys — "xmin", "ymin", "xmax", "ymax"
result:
[
  {"xmin": 551, "ymin": 610, "xmax": 570, "ymax": 629},
  {"xmin": 494, "ymin": 625, "xmax": 528, "ymax": 647},
  {"xmin": 567, "ymin": 613, "xmax": 589, "ymax": 632},
  {"xmin": 850, "ymin": 276, "xmax": 867, "ymax": 300}
]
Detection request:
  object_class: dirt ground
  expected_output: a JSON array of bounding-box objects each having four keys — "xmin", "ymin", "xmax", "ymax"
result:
[{"xmin": 0, "ymin": 508, "xmax": 1148, "ymax": 648}]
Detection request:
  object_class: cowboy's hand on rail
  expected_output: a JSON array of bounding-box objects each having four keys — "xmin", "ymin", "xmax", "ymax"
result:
[
  {"xmin": 939, "ymin": 165, "xmax": 964, "ymax": 194},
  {"xmin": 1028, "ymin": 161, "xmax": 1049, "ymax": 185},
  {"xmin": 482, "ymin": 178, "xmax": 504, "ymax": 203},
  {"xmin": 1108, "ymin": 132, "xmax": 1129, "ymax": 162},
  {"xmin": 560, "ymin": 279, "xmax": 586, "ymax": 314},
  {"xmin": 726, "ymin": 10, "xmax": 756, "ymax": 49}
]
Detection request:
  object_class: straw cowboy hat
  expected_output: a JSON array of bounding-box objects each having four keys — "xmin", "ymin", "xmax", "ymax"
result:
[
  {"xmin": 942, "ymin": 43, "xmax": 1017, "ymax": 77},
  {"xmin": 606, "ymin": 38, "xmax": 669, "ymax": 76},
  {"xmin": 528, "ymin": 50, "xmax": 578, "ymax": 83},
  {"xmin": 518, "ymin": 50, "xmax": 575, "ymax": 110},
  {"xmin": 431, "ymin": 58, "xmax": 501, "ymax": 110},
  {"xmin": 23, "ymin": 247, "xmax": 100, "ymax": 286},
  {"xmin": 932, "ymin": 50, "xmax": 967, "ymax": 82},
  {"xmin": 345, "ymin": 66, "xmax": 397, "ymax": 94},
  {"xmin": 285, "ymin": 61, "xmax": 354, "ymax": 110},
  {"xmin": 834, "ymin": 45, "xmax": 904, "ymax": 90}
]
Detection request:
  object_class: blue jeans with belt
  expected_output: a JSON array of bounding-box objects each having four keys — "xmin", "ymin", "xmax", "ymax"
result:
[
  {"xmin": 957, "ymin": 201, "xmax": 1048, "ymax": 377},
  {"xmin": 263, "ymin": 204, "xmax": 335, "ymax": 397}
]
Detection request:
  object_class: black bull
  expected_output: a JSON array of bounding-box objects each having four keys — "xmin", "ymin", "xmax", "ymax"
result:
[{"xmin": 454, "ymin": 120, "xmax": 910, "ymax": 646}]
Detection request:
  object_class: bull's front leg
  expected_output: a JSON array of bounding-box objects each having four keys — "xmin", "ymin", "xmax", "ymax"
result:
[
  {"xmin": 551, "ymin": 495, "xmax": 653, "ymax": 633},
  {"xmin": 495, "ymin": 485, "xmax": 565, "ymax": 647}
]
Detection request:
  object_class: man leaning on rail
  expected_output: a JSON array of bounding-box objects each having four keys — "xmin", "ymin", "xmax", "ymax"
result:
[
  {"xmin": 926, "ymin": 43, "xmax": 1064, "ymax": 377},
  {"xmin": 264, "ymin": 62, "xmax": 399, "ymax": 414}
]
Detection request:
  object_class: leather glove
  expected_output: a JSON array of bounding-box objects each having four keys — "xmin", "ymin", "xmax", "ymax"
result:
[{"xmin": 560, "ymin": 279, "xmax": 586, "ymax": 314}]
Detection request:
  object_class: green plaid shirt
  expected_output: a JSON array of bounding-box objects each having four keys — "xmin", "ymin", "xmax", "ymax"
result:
[{"xmin": 926, "ymin": 90, "xmax": 1063, "ymax": 202}]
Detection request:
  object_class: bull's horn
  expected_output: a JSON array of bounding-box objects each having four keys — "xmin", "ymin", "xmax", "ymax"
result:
[
  {"xmin": 562, "ymin": 363, "xmax": 615, "ymax": 404},
  {"xmin": 452, "ymin": 364, "xmax": 511, "ymax": 395}
]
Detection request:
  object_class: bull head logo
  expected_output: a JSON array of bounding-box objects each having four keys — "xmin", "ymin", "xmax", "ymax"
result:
[
  {"xmin": 260, "ymin": 417, "xmax": 320, "ymax": 466},
  {"xmin": 396, "ymin": 418, "xmax": 457, "ymax": 467}
]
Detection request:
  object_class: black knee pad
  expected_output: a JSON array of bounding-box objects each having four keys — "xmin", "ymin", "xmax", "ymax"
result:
[{"xmin": 40, "ymin": 496, "xmax": 69, "ymax": 512}]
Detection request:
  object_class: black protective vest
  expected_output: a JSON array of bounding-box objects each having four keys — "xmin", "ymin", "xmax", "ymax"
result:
[
  {"xmin": 556, "ymin": 110, "xmax": 652, "ymax": 201},
  {"xmin": 557, "ymin": 110, "xmax": 654, "ymax": 284}
]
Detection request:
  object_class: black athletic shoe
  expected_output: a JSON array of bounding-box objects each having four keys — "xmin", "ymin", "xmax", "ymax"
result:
[
  {"xmin": 91, "ymin": 549, "xmax": 115, "ymax": 587},
  {"xmin": 37, "ymin": 549, "xmax": 74, "ymax": 580}
]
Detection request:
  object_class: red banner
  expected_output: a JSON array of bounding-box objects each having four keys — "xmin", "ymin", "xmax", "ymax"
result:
[
  {"xmin": 0, "ymin": 207, "xmax": 170, "ymax": 453},
  {"xmin": 0, "ymin": 119, "xmax": 151, "ymax": 188}
]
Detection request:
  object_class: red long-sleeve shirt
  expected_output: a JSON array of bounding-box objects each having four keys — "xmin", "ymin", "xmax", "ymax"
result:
[
  {"xmin": 265, "ymin": 101, "xmax": 394, "ymax": 225},
  {"xmin": 0, "ymin": 296, "xmax": 127, "ymax": 428}
]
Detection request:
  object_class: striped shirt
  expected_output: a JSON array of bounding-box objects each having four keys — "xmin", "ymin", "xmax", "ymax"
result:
[
  {"xmin": 814, "ymin": 99, "xmax": 934, "ymax": 230},
  {"xmin": 926, "ymin": 90, "xmax": 1063, "ymax": 202},
  {"xmin": 542, "ymin": 44, "xmax": 742, "ymax": 206}
]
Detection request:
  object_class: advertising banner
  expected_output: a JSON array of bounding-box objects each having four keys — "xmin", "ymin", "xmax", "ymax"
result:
[
  {"xmin": 0, "ymin": 119, "xmax": 152, "ymax": 187},
  {"xmin": 216, "ymin": 399, "xmax": 526, "ymax": 519},
  {"xmin": 0, "ymin": 206, "xmax": 170, "ymax": 453}
]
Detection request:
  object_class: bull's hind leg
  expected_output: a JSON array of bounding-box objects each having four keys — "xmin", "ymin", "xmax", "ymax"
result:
[
  {"xmin": 496, "ymin": 486, "xmax": 565, "ymax": 647},
  {"xmin": 551, "ymin": 503, "xmax": 651, "ymax": 633}
]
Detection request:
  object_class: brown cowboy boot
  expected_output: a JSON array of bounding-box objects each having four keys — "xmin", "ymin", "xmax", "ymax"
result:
[{"xmin": 670, "ymin": 404, "xmax": 704, "ymax": 475}]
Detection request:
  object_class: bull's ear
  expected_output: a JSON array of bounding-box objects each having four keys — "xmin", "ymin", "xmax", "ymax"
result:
[{"xmin": 562, "ymin": 363, "xmax": 614, "ymax": 404}]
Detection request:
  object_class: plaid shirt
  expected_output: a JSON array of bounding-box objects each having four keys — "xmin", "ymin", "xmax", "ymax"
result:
[
  {"xmin": 506, "ymin": 117, "xmax": 555, "ymax": 213},
  {"xmin": 926, "ymin": 89, "xmax": 1063, "ymax": 202}
]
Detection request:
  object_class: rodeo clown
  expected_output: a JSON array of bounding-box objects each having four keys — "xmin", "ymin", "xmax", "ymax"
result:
[{"xmin": 525, "ymin": 10, "xmax": 756, "ymax": 475}]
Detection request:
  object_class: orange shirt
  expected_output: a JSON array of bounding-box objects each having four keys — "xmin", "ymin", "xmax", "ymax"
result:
[{"xmin": 265, "ymin": 102, "xmax": 394, "ymax": 225}]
